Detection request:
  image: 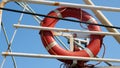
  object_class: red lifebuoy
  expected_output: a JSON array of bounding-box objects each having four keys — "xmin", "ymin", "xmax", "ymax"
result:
[{"xmin": 40, "ymin": 7, "xmax": 104, "ymax": 66}]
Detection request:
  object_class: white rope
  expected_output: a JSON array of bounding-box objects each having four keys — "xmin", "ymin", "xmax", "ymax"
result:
[
  {"xmin": 1, "ymin": 8, "xmax": 25, "ymax": 68},
  {"xmin": 1, "ymin": 2, "xmax": 44, "ymax": 68},
  {"xmin": 1, "ymin": 22, "xmax": 17, "ymax": 68},
  {"xmin": 55, "ymin": 36, "xmax": 69, "ymax": 50},
  {"xmin": 0, "ymin": 56, "xmax": 6, "ymax": 68},
  {"xmin": 16, "ymin": 2, "xmax": 42, "ymax": 24},
  {"xmin": 7, "ymin": 8, "xmax": 25, "ymax": 51}
]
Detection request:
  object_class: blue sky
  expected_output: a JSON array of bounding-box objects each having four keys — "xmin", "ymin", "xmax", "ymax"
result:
[{"xmin": 1, "ymin": 0, "xmax": 120, "ymax": 68}]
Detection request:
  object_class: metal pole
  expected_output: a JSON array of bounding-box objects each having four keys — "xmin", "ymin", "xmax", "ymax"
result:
[
  {"xmin": 83, "ymin": 0, "xmax": 120, "ymax": 44},
  {"xmin": 13, "ymin": 24, "xmax": 120, "ymax": 36},
  {"xmin": 69, "ymin": 35, "xmax": 74, "ymax": 51},
  {"xmin": 0, "ymin": 1, "xmax": 6, "ymax": 31},
  {"xmin": 7, "ymin": 0, "xmax": 120, "ymax": 12},
  {"xmin": 2, "ymin": 52, "xmax": 120, "ymax": 63}
]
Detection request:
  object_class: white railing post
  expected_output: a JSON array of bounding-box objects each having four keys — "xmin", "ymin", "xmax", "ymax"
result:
[
  {"xmin": 0, "ymin": 1, "xmax": 7, "ymax": 31},
  {"xmin": 13, "ymin": 24, "xmax": 120, "ymax": 36},
  {"xmin": 6, "ymin": 0, "xmax": 120, "ymax": 12},
  {"xmin": 83, "ymin": 0, "xmax": 120, "ymax": 44},
  {"xmin": 2, "ymin": 52, "xmax": 120, "ymax": 63}
]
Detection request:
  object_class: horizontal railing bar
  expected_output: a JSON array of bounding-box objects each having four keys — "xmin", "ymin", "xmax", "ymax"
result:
[
  {"xmin": 2, "ymin": 52, "xmax": 120, "ymax": 63},
  {"xmin": 6, "ymin": 0, "xmax": 120, "ymax": 12},
  {"xmin": 13, "ymin": 24, "xmax": 120, "ymax": 36}
]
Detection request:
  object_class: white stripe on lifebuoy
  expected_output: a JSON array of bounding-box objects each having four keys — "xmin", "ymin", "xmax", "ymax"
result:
[
  {"xmin": 87, "ymin": 17, "xmax": 97, "ymax": 24},
  {"xmin": 84, "ymin": 48, "xmax": 94, "ymax": 57},
  {"xmin": 46, "ymin": 41, "xmax": 57, "ymax": 51},
  {"xmin": 54, "ymin": 9, "xmax": 63, "ymax": 18}
]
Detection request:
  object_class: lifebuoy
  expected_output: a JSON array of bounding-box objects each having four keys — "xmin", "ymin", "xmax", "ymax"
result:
[{"xmin": 40, "ymin": 7, "xmax": 104, "ymax": 66}]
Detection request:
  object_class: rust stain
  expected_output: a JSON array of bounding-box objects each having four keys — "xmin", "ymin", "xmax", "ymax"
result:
[
  {"xmin": 0, "ymin": 2, "xmax": 6, "ymax": 8},
  {"xmin": 4, "ymin": 52, "xmax": 9, "ymax": 56},
  {"xmin": 0, "ymin": 2, "xmax": 6, "ymax": 13},
  {"xmin": 63, "ymin": 29, "xmax": 69, "ymax": 32},
  {"xmin": 53, "ymin": 2, "xmax": 60, "ymax": 6}
]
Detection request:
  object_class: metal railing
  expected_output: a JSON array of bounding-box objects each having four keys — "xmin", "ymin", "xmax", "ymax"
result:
[{"xmin": 1, "ymin": 0, "xmax": 120, "ymax": 68}]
